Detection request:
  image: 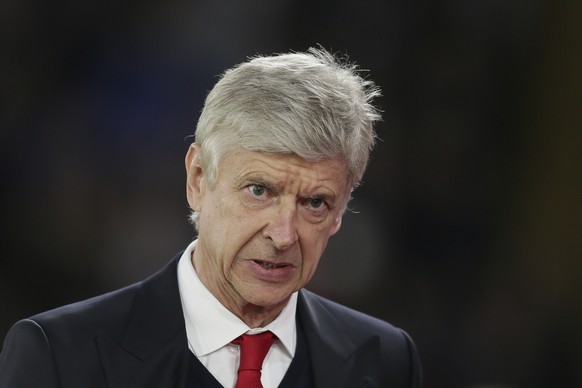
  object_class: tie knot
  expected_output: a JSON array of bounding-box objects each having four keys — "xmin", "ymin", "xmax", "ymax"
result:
[{"xmin": 233, "ymin": 331, "xmax": 277, "ymax": 371}]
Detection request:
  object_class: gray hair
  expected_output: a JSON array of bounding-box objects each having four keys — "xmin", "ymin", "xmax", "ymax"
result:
[{"xmin": 189, "ymin": 47, "xmax": 381, "ymax": 227}]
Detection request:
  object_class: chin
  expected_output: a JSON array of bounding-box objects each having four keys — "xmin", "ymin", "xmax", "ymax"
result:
[{"xmin": 245, "ymin": 290, "xmax": 292, "ymax": 309}]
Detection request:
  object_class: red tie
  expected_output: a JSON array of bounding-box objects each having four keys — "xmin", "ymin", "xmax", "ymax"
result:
[{"xmin": 232, "ymin": 331, "xmax": 277, "ymax": 388}]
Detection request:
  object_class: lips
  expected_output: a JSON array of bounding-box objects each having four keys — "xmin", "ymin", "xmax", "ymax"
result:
[
  {"xmin": 244, "ymin": 258, "xmax": 295, "ymax": 282},
  {"xmin": 252, "ymin": 260, "xmax": 289, "ymax": 269}
]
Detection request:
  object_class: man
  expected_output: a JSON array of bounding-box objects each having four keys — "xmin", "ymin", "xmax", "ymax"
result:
[{"xmin": 0, "ymin": 48, "xmax": 422, "ymax": 387}]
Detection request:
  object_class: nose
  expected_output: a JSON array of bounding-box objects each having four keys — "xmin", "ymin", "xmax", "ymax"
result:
[{"xmin": 263, "ymin": 203, "xmax": 298, "ymax": 251}]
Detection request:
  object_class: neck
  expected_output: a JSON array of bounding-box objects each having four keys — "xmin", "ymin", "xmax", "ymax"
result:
[{"xmin": 236, "ymin": 304, "xmax": 284, "ymax": 328}]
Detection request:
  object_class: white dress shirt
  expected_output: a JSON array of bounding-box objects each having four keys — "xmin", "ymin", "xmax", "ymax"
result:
[{"xmin": 177, "ymin": 240, "xmax": 297, "ymax": 388}]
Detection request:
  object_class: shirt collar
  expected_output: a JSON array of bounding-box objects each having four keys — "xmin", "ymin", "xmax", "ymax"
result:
[{"xmin": 177, "ymin": 240, "xmax": 297, "ymax": 357}]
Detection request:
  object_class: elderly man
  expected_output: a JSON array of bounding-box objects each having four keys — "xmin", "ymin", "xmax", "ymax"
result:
[{"xmin": 0, "ymin": 48, "xmax": 422, "ymax": 387}]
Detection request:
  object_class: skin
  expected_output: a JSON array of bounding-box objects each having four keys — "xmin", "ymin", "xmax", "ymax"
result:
[{"xmin": 185, "ymin": 144, "xmax": 350, "ymax": 328}]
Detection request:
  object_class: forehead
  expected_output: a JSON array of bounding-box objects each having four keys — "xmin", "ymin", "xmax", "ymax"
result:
[{"xmin": 218, "ymin": 148, "xmax": 350, "ymax": 191}]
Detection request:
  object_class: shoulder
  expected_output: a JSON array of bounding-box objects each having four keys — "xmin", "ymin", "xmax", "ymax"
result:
[
  {"xmin": 0, "ymin": 280, "xmax": 143, "ymax": 387},
  {"xmin": 299, "ymin": 288, "xmax": 404, "ymax": 338},
  {"xmin": 30, "ymin": 280, "xmax": 141, "ymax": 340},
  {"xmin": 298, "ymin": 288, "xmax": 422, "ymax": 386},
  {"xmin": 12, "ymin": 253, "xmax": 180, "ymax": 345},
  {"xmin": 0, "ymin": 254, "xmax": 185, "ymax": 387}
]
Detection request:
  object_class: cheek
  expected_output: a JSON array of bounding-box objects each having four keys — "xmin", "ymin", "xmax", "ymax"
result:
[
  {"xmin": 199, "ymin": 197, "xmax": 235, "ymax": 251},
  {"xmin": 299, "ymin": 230, "xmax": 333, "ymax": 274},
  {"xmin": 218, "ymin": 193, "xmax": 247, "ymax": 222},
  {"xmin": 211, "ymin": 196, "xmax": 263, "ymax": 254},
  {"xmin": 303, "ymin": 219, "xmax": 337, "ymax": 252},
  {"xmin": 303, "ymin": 255, "xmax": 321, "ymax": 277}
]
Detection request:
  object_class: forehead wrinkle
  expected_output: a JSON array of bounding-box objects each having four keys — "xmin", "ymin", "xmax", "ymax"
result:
[{"xmin": 250, "ymin": 157, "xmax": 343, "ymax": 197}]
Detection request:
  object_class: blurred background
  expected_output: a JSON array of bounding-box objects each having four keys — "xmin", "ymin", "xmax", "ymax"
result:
[{"xmin": 1, "ymin": 0, "xmax": 580, "ymax": 386}]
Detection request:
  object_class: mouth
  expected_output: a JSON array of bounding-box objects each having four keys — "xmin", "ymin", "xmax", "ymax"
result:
[{"xmin": 252, "ymin": 259, "xmax": 289, "ymax": 269}]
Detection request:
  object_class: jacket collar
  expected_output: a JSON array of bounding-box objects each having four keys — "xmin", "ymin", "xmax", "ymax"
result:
[
  {"xmin": 298, "ymin": 289, "xmax": 381, "ymax": 388},
  {"xmin": 121, "ymin": 256, "xmax": 186, "ymax": 358},
  {"xmin": 97, "ymin": 254, "xmax": 190, "ymax": 388}
]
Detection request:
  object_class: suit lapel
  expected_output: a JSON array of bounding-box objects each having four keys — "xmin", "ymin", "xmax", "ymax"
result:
[
  {"xmin": 298, "ymin": 290, "xmax": 381, "ymax": 388},
  {"xmin": 96, "ymin": 255, "xmax": 190, "ymax": 388},
  {"xmin": 92, "ymin": 256, "xmax": 383, "ymax": 387}
]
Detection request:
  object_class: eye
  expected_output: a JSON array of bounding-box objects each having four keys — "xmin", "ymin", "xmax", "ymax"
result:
[
  {"xmin": 301, "ymin": 196, "xmax": 331, "ymax": 222},
  {"xmin": 307, "ymin": 197, "xmax": 326, "ymax": 210},
  {"xmin": 248, "ymin": 184, "xmax": 267, "ymax": 198}
]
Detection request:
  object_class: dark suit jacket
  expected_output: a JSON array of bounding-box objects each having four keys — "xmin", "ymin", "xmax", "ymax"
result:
[{"xmin": 0, "ymin": 253, "xmax": 422, "ymax": 388}]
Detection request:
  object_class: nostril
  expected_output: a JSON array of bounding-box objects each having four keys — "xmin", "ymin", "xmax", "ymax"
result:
[{"xmin": 263, "ymin": 224, "xmax": 298, "ymax": 252}]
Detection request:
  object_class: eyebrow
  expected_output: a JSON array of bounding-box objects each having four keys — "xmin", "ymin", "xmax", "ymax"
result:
[
  {"xmin": 236, "ymin": 172, "xmax": 281, "ymax": 191},
  {"xmin": 237, "ymin": 171, "xmax": 340, "ymax": 206}
]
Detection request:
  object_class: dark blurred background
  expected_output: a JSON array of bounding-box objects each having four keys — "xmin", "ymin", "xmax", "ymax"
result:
[{"xmin": 1, "ymin": 1, "xmax": 580, "ymax": 387}]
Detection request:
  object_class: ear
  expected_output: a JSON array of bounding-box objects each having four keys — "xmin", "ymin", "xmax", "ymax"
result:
[
  {"xmin": 329, "ymin": 215, "xmax": 343, "ymax": 236},
  {"xmin": 185, "ymin": 144, "xmax": 206, "ymax": 212}
]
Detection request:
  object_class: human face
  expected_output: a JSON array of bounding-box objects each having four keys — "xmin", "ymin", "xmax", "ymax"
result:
[{"xmin": 185, "ymin": 145, "xmax": 349, "ymax": 323}]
